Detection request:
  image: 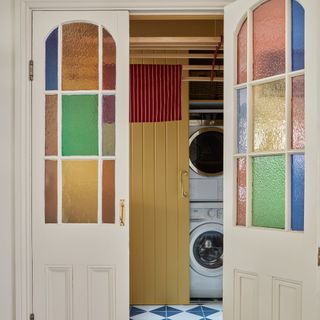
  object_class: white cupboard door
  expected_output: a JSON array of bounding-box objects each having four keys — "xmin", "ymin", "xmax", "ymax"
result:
[
  {"xmin": 32, "ymin": 11, "xmax": 129, "ymax": 320},
  {"xmin": 224, "ymin": 0, "xmax": 319, "ymax": 319}
]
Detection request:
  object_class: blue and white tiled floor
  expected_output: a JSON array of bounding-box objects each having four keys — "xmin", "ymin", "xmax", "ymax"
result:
[{"xmin": 130, "ymin": 302, "xmax": 223, "ymax": 320}]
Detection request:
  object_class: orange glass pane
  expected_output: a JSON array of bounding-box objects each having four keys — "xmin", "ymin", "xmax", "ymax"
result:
[
  {"xmin": 102, "ymin": 160, "xmax": 115, "ymax": 224},
  {"xmin": 292, "ymin": 76, "xmax": 305, "ymax": 149},
  {"xmin": 103, "ymin": 28, "xmax": 116, "ymax": 90},
  {"xmin": 253, "ymin": 0, "xmax": 285, "ymax": 80},
  {"xmin": 45, "ymin": 95, "xmax": 58, "ymax": 156},
  {"xmin": 237, "ymin": 157, "xmax": 246, "ymax": 226},
  {"xmin": 45, "ymin": 160, "xmax": 57, "ymax": 223},
  {"xmin": 62, "ymin": 160, "xmax": 98, "ymax": 223},
  {"xmin": 237, "ymin": 19, "xmax": 247, "ymax": 84},
  {"xmin": 62, "ymin": 23, "xmax": 98, "ymax": 90}
]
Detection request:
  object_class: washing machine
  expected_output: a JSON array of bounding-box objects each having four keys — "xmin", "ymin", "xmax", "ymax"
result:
[
  {"xmin": 189, "ymin": 113, "xmax": 223, "ymax": 202},
  {"xmin": 190, "ymin": 202, "xmax": 223, "ymax": 299}
]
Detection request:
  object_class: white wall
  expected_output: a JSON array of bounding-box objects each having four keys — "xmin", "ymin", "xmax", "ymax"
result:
[{"xmin": 0, "ymin": 0, "xmax": 14, "ymax": 319}]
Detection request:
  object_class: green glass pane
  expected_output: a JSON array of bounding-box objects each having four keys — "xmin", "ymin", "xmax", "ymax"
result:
[
  {"xmin": 62, "ymin": 95, "xmax": 98, "ymax": 155},
  {"xmin": 252, "ymin": 155, "xmax": 285, "ymax": 229}
]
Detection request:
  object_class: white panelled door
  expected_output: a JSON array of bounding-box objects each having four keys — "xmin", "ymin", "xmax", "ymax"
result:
[
  {"xmin": 32, "ymin": 11, "xmax": 129, "ymax": 320},
  {"xmin": 224, "ymin": 0, "xmax": 320, "ymax": 319}
]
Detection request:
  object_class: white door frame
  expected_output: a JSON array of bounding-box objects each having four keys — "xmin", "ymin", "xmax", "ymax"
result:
[{"xmin": 14, "ymin": 1, "xmax": 231, "ymax": 319}]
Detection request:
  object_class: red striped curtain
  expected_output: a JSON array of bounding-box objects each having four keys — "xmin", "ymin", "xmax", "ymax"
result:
[{"xmin": 130, "ymin": 64, "xmax": 182, "ymax": 123}]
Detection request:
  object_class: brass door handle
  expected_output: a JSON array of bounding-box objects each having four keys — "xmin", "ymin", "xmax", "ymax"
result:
[
  {"xmin": 120, "ymin": 199, "xmax": 125, "ymax": 226},
  {"xmin": 180, "ymin": 170, "xmax": 189, "ymax": 198}
]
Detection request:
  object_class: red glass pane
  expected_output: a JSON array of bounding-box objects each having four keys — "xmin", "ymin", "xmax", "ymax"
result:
[
  {"xmin": 237, "ymin": 157, "xmax": 246, "ymax": 226},
  {"xmin": 253, "ymin": 0, "xmax": 285, "ymax": 80},
  {"xmin": 103, "ymin": 28, "xmax": 116, "ymax": 90},
  {"xmin": 292, "ymin": 76, "xmax": 305, "ymax": 149},
  {"xmin": 102, "ymin": 160, "xmax": 115, "ymax": 223},
  {"xmin": 237, "ymin": 19, "xmax": 247, "ymax": 84}
]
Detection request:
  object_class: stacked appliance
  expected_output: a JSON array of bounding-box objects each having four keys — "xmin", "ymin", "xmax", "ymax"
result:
[{"xmin": 189, "ymin": 110, "xmax": 223, "ymax": 299}]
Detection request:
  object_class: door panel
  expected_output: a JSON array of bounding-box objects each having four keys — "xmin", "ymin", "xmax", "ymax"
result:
[
  {"xmin": 130, "ymin": 53, "xmax": 189, "ymax": 304},
  {"xmin": 224, "ymin": 0, "xmax": 319, "ymax": 319},
  {"xmin": 32, "ymin": 11, "xmax": 129, "ymax": 320}
]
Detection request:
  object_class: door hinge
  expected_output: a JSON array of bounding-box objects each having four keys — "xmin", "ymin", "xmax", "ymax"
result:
[
  {"xmin": 318, "ymin": 248, "xmax": 320, "ymax": 266},
  {"xmin": 29, "ymin": 313, "xmax": 34, "ymax": 320},
  {"xmin": 29, "ymin": 60, "xmax": 34, "ymax": 81}
]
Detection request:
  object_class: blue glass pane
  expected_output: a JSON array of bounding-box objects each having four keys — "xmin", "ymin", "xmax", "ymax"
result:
[
  {"xmin": 292, "ymin": 0, "xmax": 305, "ymax": 71},
  {"xmin": 46, "ymin": 27, "xmax": 58, "ymax": 90},
  {"xmin": 237, "ymin": 88, "xmax": 247, "ymax": 153},
  {"xmin": 291, "ymin": 154, "xmax": 304, "ymax": 231}
]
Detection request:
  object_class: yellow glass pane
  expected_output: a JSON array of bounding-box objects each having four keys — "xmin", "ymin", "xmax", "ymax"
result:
[
  {"xmin": 253, "ymin": 80, "xmax": 286, "ymax": 152},
  {"xmin": 62, "ymin": 160, "xmax": 98, "ymax": 223},
  {"xmin": 62, "ymin": 23, "xmax": 99, "ymax": 90}
]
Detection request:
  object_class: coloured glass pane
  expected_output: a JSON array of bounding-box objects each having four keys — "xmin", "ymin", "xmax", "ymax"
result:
[
  {"xmin": 237, "ymin": 88, "xmax": 247, "ymax": 153},
  {"xmin": 291, "ymin": 154, "xmax": 304, "ymax": 231},
  {"xmin": 62, "ymin": 95, "xmax": 98, "ymax": 156},
  {"xmin": 292, "ymin": 76, "xmax": 305, "ymax": 149},
  {"xmin": 62, "ymin": 23, "xmax": 98, "ymax": 90},
  {"xmin": 292, "ymin": 0, "xmax": 305, "ymax": 71},
  {"xmin": 45, "ymin": 160, "xmax": 57, "ymax": 223},
  {"xmin": 103, "ymin": 28, "xmax": 116, "ymax": 90},
  {"xmin": 252, "ymin": 155, "xmax": 285, "ymax": 229},
  {"xmin": 237, "ymin": 19, "xmax": 247, "ymax": 84},
  {"xmin": 46, "ymin": 27, "xmax": 58, "ymax": 90},
  {"xmin": 237, "ymin": 157, "xmax": 246, "ymax": 226},
  {"xmin": 253, "ymin": 80, "xmax": 286, "ymax": 152},
  {"xmin": 102, "ymin": 95, "xmax": 115, "ymax": 156},
  {"xmin": 102, "ymin": 160, "xmax": 115, "ymax": 223},
  {"xmin": 62, "ymin": 161, "xmax": 98, "ymax": 223},
  {"xmin": 253, "ymin": 0, "xmax": 285, "ymax": 80},
  {"xmin": 45, "ymin": 95, "xmax": 58, "ymax": 156}
]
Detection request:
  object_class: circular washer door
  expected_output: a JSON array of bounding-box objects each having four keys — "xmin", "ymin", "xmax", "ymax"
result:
[
  {"xmin": 190, "ymin": 222, "xmax": 223, "ymax": 277},
  {"xmin": 189, "ymin": 127, "xmax": 223, "ymax": 176}
]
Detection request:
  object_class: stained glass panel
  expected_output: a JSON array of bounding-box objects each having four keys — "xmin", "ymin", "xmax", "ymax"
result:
[
  {"xmin": 62, "ymin": 95, "xmax": 98, "ymax": 156},
  {"xmin": 237, "ymin": 19, "xmax": 247, "ymax": 84},
  {"xmin": 292, "ymin": 76, "xmax": 305, "ymax": 149},
  {"xmin": 237, "ymin": 157, "xmax": 246, "ymax": 226},
  {"xmin": 253, "ymin": 80, "xmax": 286, "ymax": 152},
  {"xmin": 291, "ymin": 154, "xmax": 304, "ymax": 231},
  {"xmin": 46, "ymin": 27, "xmax": 58, "ymax": 90},
  {"xmin": 103, "ymin": 28, "xmax": 116, "ymax": 90},
  {"xmin": 102, "ymin": 95, "xmax": 115, "ymax": 156},
  {"xmin": 237, "ymin": 88, "xmax": 247, "ymax": 153},
  {"xmin": 253, "ymin": 0, "xmax": 285, "ymax": 80},
  {"xmin": 62, "ymin": 161, "xmax": 98, "ymax": 223},
  {"xmin": 45, "ymin": 95, "xmax": 58, "ymax": 156},
  {"xmin": 292, "ymin": 0, "xmax": 305, "ymax": 71},
  {"xmin": 62, "ymin": 23, "xmax": 98, "ymax": 90},
  {"xmin": 252, "ymin": 155, "xmax": 285, "ymax": 229},
  {"xmin": 45, "ymin": 160, "xmax": 57, "ymax": 223},
  {"xmin": 102, "ymin": 160, "xmax": 115, "ymax": 223}
]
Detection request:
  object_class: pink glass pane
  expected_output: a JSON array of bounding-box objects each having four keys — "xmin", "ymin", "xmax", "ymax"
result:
[
  {"xmin": 237, "ymin": 157, "xmax": 247, "ymax": 226},
  {"xmin": 103, "ymin": 28, "xmax": 116, "ymax": 90},
  {"xmin": 292, "ymin": 75, "xmax": 305, "ymax": 149},
  {"xmin": 253, "ymin": 0, "xmax": 285, "ymax": 80},
  {"xmin": 237, "ymin": 19, "xmax": 247, "ymax": 84}
]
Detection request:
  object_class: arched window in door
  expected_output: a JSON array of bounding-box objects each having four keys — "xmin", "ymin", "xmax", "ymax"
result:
[
  {"xmin": 44, "ymin": 22, "xmax": 117, "ymax": 224},
  {"xmin": 235, "ymin": 0, "xmax": 305, "ymax": 231}
]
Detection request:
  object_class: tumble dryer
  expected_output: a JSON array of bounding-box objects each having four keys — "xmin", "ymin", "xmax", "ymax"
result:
[{"xmin": 189, "ymin": 113, "xmax": 223, "ymax": 202}]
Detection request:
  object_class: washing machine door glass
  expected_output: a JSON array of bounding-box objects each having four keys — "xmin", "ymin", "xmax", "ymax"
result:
[
  {"xmin": 193, "ymin": 230, "xmax": 223, "ymax": 269},
  {"xmin": 189, "ymin": 128, "xmax": 223, "ymax": 176}
]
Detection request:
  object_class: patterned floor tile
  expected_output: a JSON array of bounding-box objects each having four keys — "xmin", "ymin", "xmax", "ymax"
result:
[{"xmin": 130, "ymin": 304, "xmax": 223, "ymax": 320}]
